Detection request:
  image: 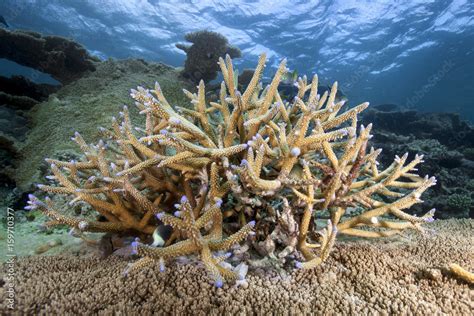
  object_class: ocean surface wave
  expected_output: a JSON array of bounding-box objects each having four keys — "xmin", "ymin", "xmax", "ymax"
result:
[{"xmin": 1, "ymin": 0, "xmax": 473, "ymax": 119}]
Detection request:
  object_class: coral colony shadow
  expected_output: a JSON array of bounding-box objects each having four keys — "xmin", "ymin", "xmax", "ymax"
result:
[{"xmin": 28, "ymin": 54, "xmax": 443, "ymax": 286}]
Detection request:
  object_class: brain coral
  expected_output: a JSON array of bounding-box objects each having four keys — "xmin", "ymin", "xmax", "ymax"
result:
[{"xmin": 29, "ymin": 54, "xmax": 437, "ymax": 286}]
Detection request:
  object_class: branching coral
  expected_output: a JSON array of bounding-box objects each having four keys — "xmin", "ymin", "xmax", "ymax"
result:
[
  {"xmin": 127, "ymin": 193, "xmax": 254, "ymax": 286},
  {"xmin": 28, "ymin": 53, "xmax": 436, "ymax": 285}
]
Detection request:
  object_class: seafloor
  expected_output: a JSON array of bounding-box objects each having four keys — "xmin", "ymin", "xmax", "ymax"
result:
[{"xmin": 1, "ymin": 219, "xmax": 472, "ymax": 314}]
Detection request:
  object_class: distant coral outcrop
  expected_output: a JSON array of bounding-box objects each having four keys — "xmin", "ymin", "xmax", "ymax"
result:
[
  {"xmin": 0, "ymin": 28, "xmax": 98, "ymax": 85},
  {"xmin": 176, "ymin": 30, "xmax": 241, "ymax": 83}
]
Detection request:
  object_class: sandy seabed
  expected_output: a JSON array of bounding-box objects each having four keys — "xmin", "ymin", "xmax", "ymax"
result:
[{"xmin": 1, "ymin": 219, "xmax": 472, "ymax": 315}]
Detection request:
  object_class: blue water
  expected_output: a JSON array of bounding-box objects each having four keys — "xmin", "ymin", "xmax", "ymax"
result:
[{"xmin": 1, "ymin": 0, "xmax": 473, "ymax": 120}]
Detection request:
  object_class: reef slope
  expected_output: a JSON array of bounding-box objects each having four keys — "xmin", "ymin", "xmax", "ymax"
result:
[{"xmin": 14, "ymin": 59, "xmax": 191, "ymax": 191}]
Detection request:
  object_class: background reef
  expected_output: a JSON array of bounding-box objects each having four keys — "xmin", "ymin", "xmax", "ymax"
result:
[{"xmin": 361, "ymin": 109, "xmax": 474, "ymax": 219}]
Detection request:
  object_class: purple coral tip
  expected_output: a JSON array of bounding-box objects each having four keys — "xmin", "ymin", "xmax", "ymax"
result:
[
  {"xmin": 156, "ymin": 212, "xmax": 165, "ymax": 220},
  {"xmin": 248, "ymin": 220, "xmax": 256, "ymax": 227},
  {"xmin": 28, "ymin": 194, "xmax": 36, "ymax": 200},
  {"xmin": 174, "ymin": 211, "xmax": 181, "ymax": 217},
  {"xmin": 32, "ymin": 199, "xmax": 46, "ymax": 207},
  {"xmin": 425, "ymin": 217, "xmax": 435, "ymax": 223},
  {"xmin": 131, "ymin": 241, "xmax": 139, "ymax": 255},
  {"xmin": 160, "ymin": 129, "xmax": 168, "ymax": 135},
  {"xmin": 159, "ymin": 265, "xmax": 166, "ymax": 273},
  {"xmin": 214, "ymin": 279, "xmax": 223, "ymax": 288},
  {"xmin": 240, "ymin": 159, "xmax": 248, "ymax": 166},
  {"xmin": 180, "ymin": 195, "xmax": 188, "ymax": 203},
  {"xmin": 215, "ymin": 198, "xmax": 223, "ymax": 207},
  {"xmin": 295, "ymin": 261, "xmax": 303, "ymax": 269},
  {"xmin": 242, "ymin": 143, "xmax": 249, "ymax": 149}
]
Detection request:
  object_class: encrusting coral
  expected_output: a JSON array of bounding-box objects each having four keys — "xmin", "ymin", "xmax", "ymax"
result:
[
  {"xmin": 4, "ymin": 219, "xmax": 473, "ymax": 314},
  {"xmin": 28, "ymin": 53, "xmax": 437, "ymax": 286}
]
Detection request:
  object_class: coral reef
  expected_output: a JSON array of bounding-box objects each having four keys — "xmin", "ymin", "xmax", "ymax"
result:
[
  {"xmin": 1, "ymin": 219, "xmax": 472, "ymax": 314},
  {"xmin": 361, "ymin": 108, "xmax": 474, "ymax": 218},
  {"xmin": 361, "ymin": 109, "xmax": 474, "ymax": 148},
  {"xmin": 176, "ymin": 30, "xmax": 241, "ymax": 83},
  {"xmin": 447, "ymin": 194, "xmax": 472, "ymax": 213},
  {"xmin": 0, "ymin": 75, "xmax": 59, "ymax": 184},
  {"xmin": 0, "ymin": 28, "xmax": 96, "ymax": 200},
  {"xmin": 0, "ymin": 28, "xmax": 98, "ymax": 84},
  {"xmin": 27, "ymin": 54, "xmax": 439, "ymax": 286},
  {"xmin": 0, "ymin": 58, "xmax": 193, "ymax": 240}
]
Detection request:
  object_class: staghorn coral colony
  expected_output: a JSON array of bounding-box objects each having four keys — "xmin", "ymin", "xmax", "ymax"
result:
[{"xmin": 27, "ymin": 54, "xmax": 437, "ymax": 287}]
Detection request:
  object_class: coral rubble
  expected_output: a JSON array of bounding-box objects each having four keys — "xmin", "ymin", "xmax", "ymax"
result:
[{"xmin": 29, "ymin": 54, "xmax": 437, "ymax": 285}]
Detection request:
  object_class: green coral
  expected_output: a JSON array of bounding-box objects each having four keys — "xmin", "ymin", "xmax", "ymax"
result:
[
  {"xmin": 447, "ymin": 194, "xmax": 472, "ymax": 211},
  {"xmin": 466, "ymin": 179, "xmax": 474, "ymax": 191},
  {"xmin": 462, "ymin": 147, "xmax": 474, "ymax": 160}
]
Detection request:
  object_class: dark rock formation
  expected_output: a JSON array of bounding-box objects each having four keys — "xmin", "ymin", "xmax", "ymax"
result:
[
  {"xmin": 176, "ymin": 30, "xmax": 241, "ymax": 83},
  {"xmin": 0, "ymin": 75, "xmax": 60, "ymax": 112},
  {"xmin": 0, "ymin": 28, "xmax": 98, "ymax": 85},
  {"xmin": 0, "ymin": 75, "xmax": 58, "ymax": 103}
]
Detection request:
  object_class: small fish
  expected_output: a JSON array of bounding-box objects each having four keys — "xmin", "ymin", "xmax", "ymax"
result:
[
  {"xmin": 281, "ymin": 69, "xmax": 298, "ymax": 84},
  {"xmin": 151, "ymin": 224, "xmax": 173, "ymax": 247},
  {"xmin": 0, "ymin": 15, "xmax": 9, "ymax": 27}
]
